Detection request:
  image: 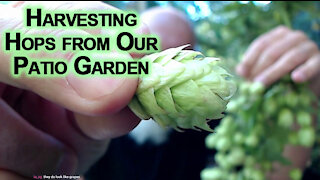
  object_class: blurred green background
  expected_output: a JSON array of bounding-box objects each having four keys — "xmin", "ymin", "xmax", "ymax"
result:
[{"xmin": 105, "ymin": 1, "xmax": 319, "ymax": 63}]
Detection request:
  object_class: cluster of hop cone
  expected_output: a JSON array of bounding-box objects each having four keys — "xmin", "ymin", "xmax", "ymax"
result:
[{"xmin": 129, "ymin": 45, "xmax": 317, "ymax": 180}]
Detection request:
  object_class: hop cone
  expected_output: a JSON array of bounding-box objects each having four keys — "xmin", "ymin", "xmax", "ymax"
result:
[{"xmin": 129, "ymin": 45, "xmax": 236, "ymax": 131}]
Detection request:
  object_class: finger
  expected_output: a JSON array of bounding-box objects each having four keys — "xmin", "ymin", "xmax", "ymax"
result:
[
  {"xmin": 236, "ymin": 26, "xmax": 290, "ymax": 77},
  {"xmin": 140, "ymin": 7, "xmax": 195, "ymax": 50},
  {"xmin": 0, "ymin": 6, "xmax": 138, "ymax": 116},
  {"xmin": 250, "ymin": 30, "xmax": 308, "ymax": 78},
  {"xmin": 1, "ymin": 43, "xmax": 138, "ymax": 117},
  {"xmin": 2, "ymin": 4, "xmax": 141, "ymax": 142},
  {"xmin": 12, "ymin": 90, "xmax": 109, "ymax": 174},
  {"xmin": 3, "ymin": 82, "xmax": 137, "ymax": 175},
  {"xmin": 75, "ymin": 106, "xmax": 140, "ymax": 140},
  {"xmin": 254, "ymin": 41, "xmax": 319, "ymax": 86},
  {"xmin": 0, "ymin": 99, "xmax": 77, "ymax": 177},
  {"xmin": 291, "ymin": 52, "xmax": 320, "ymax": 82},
  {"xmin": 129, "ymin": 22, "xmax": 151, "ymax": 58}
]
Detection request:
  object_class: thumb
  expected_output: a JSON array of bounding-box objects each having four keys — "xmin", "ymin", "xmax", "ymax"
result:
[{"xmin": 0, "ymin": 5, "xmax": 138, "ymax": 116}]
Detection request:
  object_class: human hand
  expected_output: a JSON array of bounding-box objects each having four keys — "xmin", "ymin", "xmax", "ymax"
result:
[
  {"xmin": 0, "ymin": 1, "xmax": 148, "ymax": 178},
  {"xmin": 236, "ymin": 26, "xmax": 319, "ymax": 179},
  {"xmin": 236, "ymin": 26, "xmax": 320, "ymax": 94}
]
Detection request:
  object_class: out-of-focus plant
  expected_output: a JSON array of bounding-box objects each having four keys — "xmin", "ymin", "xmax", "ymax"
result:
[
  {"xmin": 202, "ymin": 78, "xmax": 318, "ymax": 180},
  {"xmin": 193, "ymin": 2, "xmax": 320, "ymax": 65},
  {"xmin": 188, "ymin": 1, "xmax": 320, "ymax": 179}
]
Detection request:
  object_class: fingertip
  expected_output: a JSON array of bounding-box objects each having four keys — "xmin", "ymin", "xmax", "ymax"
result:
[
  {"xmin": 137, "ymin": 22, "xmax": 151, "ymax": 35},
  {"xmin": 238, "ymin": 52, "xmax": 256, "ymax": 78},
  {"xmin": 276, "ymin": 25, "xmax": 290, "ymax": 32},
  {"xmin": 104, "ymin": 78, "xmax": 139, "ymax": 114},
  {"xmin": 236, "ymin": 64, "xmax": 247, "ymax": 77},
  {"xmin": 131, "ymin": 23, "xmax": 151, "ymax": 58},
  {"xmin": 291, "ymin": 70, "xmax": 306, "ymax": 83},
  {"xmin": 254, "ymin": 75, "xmax": 268, "ymax": 86},
  {"xmin": 75, "ymin": 107, "xmax": 141, "ymax": 140},
  {"xmin": 85, "ymin": 78, "xmax": 138, "ymax": 116}
]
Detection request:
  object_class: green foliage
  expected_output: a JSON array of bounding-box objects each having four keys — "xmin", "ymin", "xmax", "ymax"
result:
[
  {"xmin": 192, "ymin": 2, "xmax": 320, "ymax": 178},
  {"xmin": 194, "ymin": 1, "xmax": 320, "ymax": 64},
  {"xmin": 202, "ymin": 78, "xmax": 318, "ymax": 180}
]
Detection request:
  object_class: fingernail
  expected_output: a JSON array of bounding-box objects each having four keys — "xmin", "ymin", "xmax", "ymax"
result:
[
  {"xmin": 67, "ymin": 75, "xmax": 125, "ymax": 100},
  {"xmin": 66, "ymin": 54, "xmax": 125, "ymax": 100},
  {"xmin": 292, "ymin": 71, "xmax": 306, "ymax": 82}
]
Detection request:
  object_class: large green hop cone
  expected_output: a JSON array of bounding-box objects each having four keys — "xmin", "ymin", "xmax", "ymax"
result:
[{"xmin": 129, "ymin": 45, "xmax": 236, "ymax": 131}]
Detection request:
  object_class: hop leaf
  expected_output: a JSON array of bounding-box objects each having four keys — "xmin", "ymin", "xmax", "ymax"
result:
[{"xmin": 129, "ymin": 45, "xmax": 236, "ymax": 131}]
